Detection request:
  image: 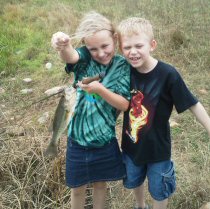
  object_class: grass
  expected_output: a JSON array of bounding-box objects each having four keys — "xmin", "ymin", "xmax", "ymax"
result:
[{"xmin": 0, "ymin": 0, "xmax": 210, "ymax": 208}]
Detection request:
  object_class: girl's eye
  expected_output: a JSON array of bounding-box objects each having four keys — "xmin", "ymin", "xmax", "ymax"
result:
[
  {"xmin": 123, "ymin": 46, "xmax": 131, "ymax": 50},
  {"xmin": 89, "ymin": 48, "xmax": 97, "ymax": 52},
  {"xmin": 102, "ymin": 44, "xmax": 108, "ymax": 49}
]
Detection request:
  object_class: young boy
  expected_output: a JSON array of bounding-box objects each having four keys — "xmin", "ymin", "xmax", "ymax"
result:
[{"xmin": 117, "ymin": 17, "xmax": 210, "ymax": 209}]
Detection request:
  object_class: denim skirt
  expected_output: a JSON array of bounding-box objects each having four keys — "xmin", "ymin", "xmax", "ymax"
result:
[{"xmin": 66, "ymin": 137, "xmax": 126, "ymax": 188}]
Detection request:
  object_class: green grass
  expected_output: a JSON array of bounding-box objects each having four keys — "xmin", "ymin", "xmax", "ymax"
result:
[{"xmin": 0, "ymin": 0, "xmax": 210, "ymax": 208}]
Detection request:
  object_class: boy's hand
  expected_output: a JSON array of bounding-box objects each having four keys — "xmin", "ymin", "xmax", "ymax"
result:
[
  {"xmin": 77, "ymin": 81, "xmax": 103, "ymax": 94},
  {"xmin": 51, "ymin": 32, "xmax": 70, "ymax": 51}
]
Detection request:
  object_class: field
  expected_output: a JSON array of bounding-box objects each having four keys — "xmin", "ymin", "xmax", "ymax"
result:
[{"xmin": 0, "ymin": 0, "xmax": 210, "ymax": 208}]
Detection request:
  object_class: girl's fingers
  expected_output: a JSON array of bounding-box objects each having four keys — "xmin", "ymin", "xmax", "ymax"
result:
[{"xmin": 51, "ymin": 32, "xmax": 70, "ymax": 50}]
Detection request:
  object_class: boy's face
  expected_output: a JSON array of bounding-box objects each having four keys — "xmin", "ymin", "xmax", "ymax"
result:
[
  {"xmin": 120, "ymin": 32, "xmax": 156, "ymax": 72},
  {"xmin": 84, "ymin": 30, "xmax": 116, "ymax": 65}
]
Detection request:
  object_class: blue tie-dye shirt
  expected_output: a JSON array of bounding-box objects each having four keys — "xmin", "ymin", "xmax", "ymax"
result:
[{"xmin": 66, "ymin": 46, "xmax": 130, "ymax": 147}]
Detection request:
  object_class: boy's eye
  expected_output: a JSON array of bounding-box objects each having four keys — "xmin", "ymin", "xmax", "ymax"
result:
[{"xmin": 136, "ymin": 45, "xmax": 143, "ymax": 48}]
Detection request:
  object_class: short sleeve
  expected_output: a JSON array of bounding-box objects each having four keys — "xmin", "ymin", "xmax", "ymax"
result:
[
  {"xmin": 114, "ymin": 63, "xmax": 131, "ymax": 100},
  {"xmin": 65, "ymin": 46, "xmax": 91, "ymax": 82},
  {"xmin": 170, "ymin": 71, "xmax": 198, "ymax": 113},
  {"xmin": 65, "ymin": 46, "xmax": 91, "ymax": 73}
]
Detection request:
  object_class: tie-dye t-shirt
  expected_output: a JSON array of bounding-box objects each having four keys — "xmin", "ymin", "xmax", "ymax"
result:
[{"xmin": 66, "ymin": 46, "xmax": 130, "ymax": 147}]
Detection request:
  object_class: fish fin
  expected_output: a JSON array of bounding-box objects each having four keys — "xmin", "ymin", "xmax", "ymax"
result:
[{"xmin": 44, "ymin": 142, "xmax": 58, "ymax": 158}]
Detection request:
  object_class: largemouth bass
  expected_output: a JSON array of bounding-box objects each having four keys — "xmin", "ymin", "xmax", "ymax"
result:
[
  {"xmin": 45, "ymin": 72, "xmax": 105, "ymax": 158},
  {"xmin": 44, "ymin": 87, "xmax": 76, "ymax": 158}
]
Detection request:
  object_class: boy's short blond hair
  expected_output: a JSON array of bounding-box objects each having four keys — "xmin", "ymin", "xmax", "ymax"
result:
[
  {"xmin": 117, "ymin": 17, "xmax": 154, "ymax": 41},
  {"xmin": 73, "ymin": 11, "xmax": 115, "ymax": 42}
]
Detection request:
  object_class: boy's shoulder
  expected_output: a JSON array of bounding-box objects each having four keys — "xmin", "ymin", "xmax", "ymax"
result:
[
  {"xmin": 156, "ymin": 61, "xmax": 185, "ymax": 86},
  {"xmin": 156, "ymin": 60, "xmax": 181, "ymax": 78},
  {"xmin": 158, "ymin": 60, "xmax": 176, "ymax": 72}
]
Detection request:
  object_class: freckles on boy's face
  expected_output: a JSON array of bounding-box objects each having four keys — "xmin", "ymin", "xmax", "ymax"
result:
[{"xmin": 120, "ymin": 33, "xmax": 154, "ymax": 68}]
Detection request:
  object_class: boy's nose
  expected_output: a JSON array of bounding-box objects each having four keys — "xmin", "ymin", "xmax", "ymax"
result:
[{"xmin": 130, "ymin": 47, "xmax": 137, "ymax": 54}]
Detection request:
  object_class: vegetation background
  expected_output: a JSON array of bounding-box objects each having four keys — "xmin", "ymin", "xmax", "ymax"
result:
[{"xmin": 0, "ymin": 0, "xmax": 210, "ymax": 208}]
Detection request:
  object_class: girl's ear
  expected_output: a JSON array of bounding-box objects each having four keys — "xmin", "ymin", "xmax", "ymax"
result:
[
  {"xmin": 81, "ymin": 38, "xmax": 85, "ymax": 45},
  {"xmin": 113, "ymin": 33, "xmax": 118, "ymax": 45},
  {"xmin": 150, "ymin": 39, "xmax": 157, "ymax": 52}
]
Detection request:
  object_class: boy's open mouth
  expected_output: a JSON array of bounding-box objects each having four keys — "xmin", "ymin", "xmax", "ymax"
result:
[{"xmin": 130, "ymin": 57, "xmax": 140, "ymax": 61}]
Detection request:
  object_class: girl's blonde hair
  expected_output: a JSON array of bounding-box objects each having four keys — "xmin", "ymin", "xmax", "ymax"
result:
[
  {"xmin": 72, "ymin": 11, "xmax": 115, "ymax": 42},
  {"xmin": 117, "ymin": 17, "xmax": 154, "ymax": 41}
]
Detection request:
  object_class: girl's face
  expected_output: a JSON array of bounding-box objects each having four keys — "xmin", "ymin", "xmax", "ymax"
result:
[{"xmin": 84, "ymin": 30, "xmax": 116, "ymax": 65}]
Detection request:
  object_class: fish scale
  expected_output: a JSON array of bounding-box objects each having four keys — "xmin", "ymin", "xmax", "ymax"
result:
[{"xmin": 44, "ymin": 87, "xmax": 76, "ymax": 158}]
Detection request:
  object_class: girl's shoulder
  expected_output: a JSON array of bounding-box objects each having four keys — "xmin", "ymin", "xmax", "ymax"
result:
[
  {"xmin": 76, "ymin": 46, "xmax": 91, "ymax": 62},
  {"xmin": 114, "ymin": 53, "xmax": 126, "ymax": 60},
  {"xmin": 113, "ymin": 54, "xmax": 130, "ymax": 66}
]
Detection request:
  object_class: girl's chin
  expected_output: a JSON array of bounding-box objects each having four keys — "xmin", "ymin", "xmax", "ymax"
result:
[{"xmin": 100, "ymin": 58, "xmax": 112, "ymax": 65}]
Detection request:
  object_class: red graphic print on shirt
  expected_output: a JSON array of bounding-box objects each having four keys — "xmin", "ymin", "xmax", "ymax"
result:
[{"xmin": 126, "ymin": 90, "xmax": 148, "ymax": 143}]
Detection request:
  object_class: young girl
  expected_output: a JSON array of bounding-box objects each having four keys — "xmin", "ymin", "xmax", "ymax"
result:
[{"xmin": 51, "ymin": 12, "xmax": 130, "ymax": 209}]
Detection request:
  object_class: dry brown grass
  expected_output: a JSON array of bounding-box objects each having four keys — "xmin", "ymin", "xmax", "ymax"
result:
[{"xmin": 1, "ymin": 0, "xmax": 210, "ymax": 208}]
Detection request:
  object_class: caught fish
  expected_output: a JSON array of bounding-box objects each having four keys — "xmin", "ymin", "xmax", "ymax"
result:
[
  {"xmin": 44, "ymin": 86, "xmax": 76, "ymax": 158},
  {"xmin": 45, "ymin": 72, "xmax": 105, "ymax": 158},
  {"xmin": 81, "ymin": 72, "xmax": 105, "ymax": 84}
]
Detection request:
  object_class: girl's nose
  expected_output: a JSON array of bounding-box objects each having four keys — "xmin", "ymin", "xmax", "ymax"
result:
[{"xmin": 98, "ymin": 49, "xmax": 105, "ymax": 57}]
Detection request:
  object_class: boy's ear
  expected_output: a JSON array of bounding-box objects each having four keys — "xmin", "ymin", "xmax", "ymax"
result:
[{"xmin": 150, "ymin": 39, "xmax": 157, "ymax": 52}]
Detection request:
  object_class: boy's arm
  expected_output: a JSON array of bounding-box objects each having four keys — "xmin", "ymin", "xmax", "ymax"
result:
[
  {"xmin": 78, "ymin": 81, "xmax": 129, "ymax": 111},
  {"xmin": 51, "ymin": 32, "xmax": 79, "ymax": 64},
  {"xmin": 189, "ymin": 102, "xmax": 210, "ymax": 137}
]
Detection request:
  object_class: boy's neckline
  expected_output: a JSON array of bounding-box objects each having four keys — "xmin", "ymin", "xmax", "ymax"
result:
[{"xmin": 135, "ymin": 58, "xmax": 158, "ymax": 74}]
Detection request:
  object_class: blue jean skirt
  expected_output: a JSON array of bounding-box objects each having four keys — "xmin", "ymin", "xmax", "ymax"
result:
[{"xmin": 66, "ymin": 137, "xmax": 126, "ymax": 188}]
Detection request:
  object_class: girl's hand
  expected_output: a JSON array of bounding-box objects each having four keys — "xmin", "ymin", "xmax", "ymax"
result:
[
  {"xmin": 77, "ymin": 81, "xmax": 103, "ymax": 94},
  {"xmin": 51, "ymin": 32, "xmax": 70, "ymax": 51}
]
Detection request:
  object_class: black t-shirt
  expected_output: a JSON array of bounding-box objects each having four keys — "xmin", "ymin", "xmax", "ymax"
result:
[{"xmin": 121, "ymin": 61, "xmax": 198, "ymax": 165}]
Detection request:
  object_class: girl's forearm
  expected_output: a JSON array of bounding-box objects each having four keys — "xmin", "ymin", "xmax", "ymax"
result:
[
  {"xmin": 97, "ymin": 85, "xmax": 129, "ymax": 111},
  {"xmin": 58, "ymin": 46, "xmax": 79, "ymax": 64}
]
